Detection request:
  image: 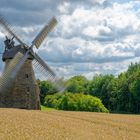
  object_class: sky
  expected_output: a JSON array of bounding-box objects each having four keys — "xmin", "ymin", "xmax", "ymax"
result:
[{"xmin": 0, "ymin": 0, "xmax": 140, "ymax": 79}]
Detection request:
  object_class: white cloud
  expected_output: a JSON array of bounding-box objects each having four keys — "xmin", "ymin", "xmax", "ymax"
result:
[
  {"xmin": 58, "ymin": 2, "xmax": 71, "ymax": 14},
  {"xmin": 57, "ymin": 1, "xmax": 140, "ymax": 40},
  {"xmin": 93, "ymin": 0, "xmax": 107, "ymax": 5},
  {"xmin": 0, "ymin": 32, "xmax": 5, "ymax": 38},
  {"xmin": 38, "ymin": 37, "xmax": 136, "ymax": 64},
  {"xmin": 1, "ymin": 0, "xmax": 140, "ymax": 79},
  {"xmin": 82, "ymin": 25, "xmax": 112, "ymax": 37}
]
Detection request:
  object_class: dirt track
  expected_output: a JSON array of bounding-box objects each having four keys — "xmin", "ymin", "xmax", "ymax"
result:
[{"xmin": 0, "ymin": 108, "xmax": 139, "ymax": 140}]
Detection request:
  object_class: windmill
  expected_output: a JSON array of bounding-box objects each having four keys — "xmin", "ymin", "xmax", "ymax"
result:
[{"xmin": 0, "ymin": 15, "xmax": 65, "ymax": 110}]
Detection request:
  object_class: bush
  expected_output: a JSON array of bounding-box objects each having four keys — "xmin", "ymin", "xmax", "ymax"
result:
[
  {"xmin": 44, "ymin": 93, "xmax": 109, "ymax": 113},
  {"xmin": 37, "ymin": 80, "xmax": 57, "ymax": 105}
]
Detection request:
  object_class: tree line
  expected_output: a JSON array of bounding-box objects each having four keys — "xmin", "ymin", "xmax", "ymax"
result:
[{"xmin": 38, "ymin": 62, "xmax": 140, "ymax": 114}]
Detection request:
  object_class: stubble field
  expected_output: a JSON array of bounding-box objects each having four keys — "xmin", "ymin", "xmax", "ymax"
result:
[{"xmin": 0, "ymin": 108, "xmax": 139, "ymax": 140}]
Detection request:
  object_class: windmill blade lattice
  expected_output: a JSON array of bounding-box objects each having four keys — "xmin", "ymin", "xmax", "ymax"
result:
[
  {"xmin": 32, "ymin": 17, "xmax": 57, "ymax": 49},
  {"xmin": 0, "ymin": 15, "xmax": 24, "ymax": 45},
  {"xmin": 33, "ymin": 53, "xmax": 65, "ymax": 92},
  {"xmin": 0, "ymin": 52, "xmax": 24, "ymax": 94},
  {"xmin": 11, "ymin": 51, "xmax": 31, "ymax": 78}
]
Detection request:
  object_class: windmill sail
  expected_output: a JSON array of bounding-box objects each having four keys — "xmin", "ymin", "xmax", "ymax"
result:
[
  {"xmin": 0, "ymin": 15, "xmax": 24, "ymax": 45},
  {"xmin": 33, "ymin": 53, "xmax": 65, "ymax": 92},
  {"xmin": 11, "ymin": 51, "xmax": 31, "ymax": 78},
  {"xmin": 0, "ymin": 49, "xmax": 33, "ymax": 94},
  {"xmin": 0, "ymin": 52, "xmax": 24, "ymax": 94},
  {"xmin": 32, "ymin": 17, "xmax": 57, "ymax": 49}
]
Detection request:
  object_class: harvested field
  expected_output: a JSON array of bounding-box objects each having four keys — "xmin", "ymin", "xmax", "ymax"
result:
[{"xmin": 0, "ymin": 108, "xmax": 140, "ymax": 140}]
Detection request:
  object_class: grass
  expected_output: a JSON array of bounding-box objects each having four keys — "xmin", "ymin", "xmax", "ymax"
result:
[
  {"xmin": 0, "ymin": 108, "xmax": 139, "ymax": 140},
  {"xmin": 41, "ymin": 105, "xmax": 56, "ymax": 111}
]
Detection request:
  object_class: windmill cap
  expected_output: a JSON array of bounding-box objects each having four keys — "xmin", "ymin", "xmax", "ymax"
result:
[{"xmin": 2, "ymin": 45, "xmax": 33, "ymax": 61}]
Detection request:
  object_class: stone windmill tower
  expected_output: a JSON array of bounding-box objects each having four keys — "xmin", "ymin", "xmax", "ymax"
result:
[{"xmin": 0, "ymin": 15, "xmax": 64, "ymax": 110}]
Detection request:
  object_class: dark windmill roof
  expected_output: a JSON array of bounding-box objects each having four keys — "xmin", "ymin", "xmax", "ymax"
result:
[{"xmin": 2, "ymin": 45, "xmax": 33, "ymax": 61}]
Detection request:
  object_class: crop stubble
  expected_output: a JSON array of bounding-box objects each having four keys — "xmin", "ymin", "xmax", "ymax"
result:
[{"xmin": 0, "ymin": 108, "xmax": 139, "ymax": 140}]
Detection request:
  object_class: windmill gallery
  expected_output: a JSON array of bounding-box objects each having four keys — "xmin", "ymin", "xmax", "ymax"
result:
[{"xmin": 0, "ymin": 15, "xmax": 64, "ymax": 110}]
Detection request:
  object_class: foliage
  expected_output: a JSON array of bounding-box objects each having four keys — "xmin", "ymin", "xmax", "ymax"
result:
[
  {"xmin": 37, "ymin": 80, "xmax": 57, "ymax": 105},
  {"xmin": 87, "ymin": 75, "xmax": 115, "ymax": 110},
  {"xmin": 114, "ymin": 63, "xmax": 140, "ymax": 113},
  {"xmin": 66, "ymin": 75, "xmax": 89, "ymax": 94},
  {"xmin": 38, "ymin": 62, "xmax": 140, "ymax": 114},
  {"xmin": 87, "ymin": 63, "xmax": 140, "ymax": 113},
  {"xmin": 44, "ymin": 93, "xmax": 109, "ymax": 113}
]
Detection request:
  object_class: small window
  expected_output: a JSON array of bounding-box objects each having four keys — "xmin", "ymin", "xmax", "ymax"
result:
[
  {"xmin": 27, "ymin": 87, "xmax": 30, "ymax": 92},
  {"xmin": 25, "ymin": 74, "xmax": 29, "ymax": 78}
]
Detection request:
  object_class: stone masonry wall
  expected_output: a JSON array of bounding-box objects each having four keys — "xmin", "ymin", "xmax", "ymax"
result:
[{"xmin": 0, "ymin": 59, "xmax": 40, "ymax": 110}]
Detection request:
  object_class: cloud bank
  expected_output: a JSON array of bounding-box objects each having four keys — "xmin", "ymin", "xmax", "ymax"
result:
[{"xmin": 0, "ymin": 0, "xmax": 140, "ymax": 79}]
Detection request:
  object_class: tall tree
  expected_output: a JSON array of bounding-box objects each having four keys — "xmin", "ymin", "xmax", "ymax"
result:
[
  {"xmin": 66, "ymin": 75, "xmax": 89, "ymax": 94},
  {"xmin": 88, "ymin": 75, "xmax": 115, "ymax": 110}
]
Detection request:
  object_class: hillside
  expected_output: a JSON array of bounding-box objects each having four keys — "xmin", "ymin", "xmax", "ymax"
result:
[{"xmin": 0, "ymin": 109, "xmax": 139, "ymax": 140}]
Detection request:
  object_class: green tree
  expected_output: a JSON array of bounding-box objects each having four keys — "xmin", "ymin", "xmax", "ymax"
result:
[
  {"xmin": 37, "ymin": 80, "xmax": 57, "ymax": 104},
  {"xmin": 66, "ymin": 75, "xmax": 89, "ymax": 94},
  {"xmin": 129, "ymin": 72, "xmax": 140, "ymax": 113},
  {"xmin": 88, "ymin": 75, "xmax": 115, "ymax": 110},
  {"xmin": 113, "ymin": 63, "xmax": 140, "ymax": 113},
  {"xmin": 114, "ymin": 73, "xmax": 133, "ymax": 112}
]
